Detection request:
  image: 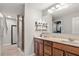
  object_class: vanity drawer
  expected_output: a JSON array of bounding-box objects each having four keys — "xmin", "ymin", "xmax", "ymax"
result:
[
  {"xmin": 53, "ymin": 42, "xmax": 66, "ymax": 50},
  {"xmin": 44, "ymin": 40, "xmax": 52, "ymax": 46}
]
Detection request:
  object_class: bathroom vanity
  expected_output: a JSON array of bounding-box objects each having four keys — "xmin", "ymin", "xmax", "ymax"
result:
[{"xmin": 34, "ymin": 37, "xmax": 79, "ymax": 56}]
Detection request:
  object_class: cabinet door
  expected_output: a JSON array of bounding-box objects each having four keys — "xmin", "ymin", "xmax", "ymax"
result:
[
  {"xmin": 34, "ymin": 40, "xmax": 39, "ymax": 55},
  {"xmin": 44, "ymin": 40, "xmax": 52, "ymax": 56},
  {"xmin": 53, "ymin": 48, "xmax": 64, "ymax": 56},
  {"xmin": 34, "ymin": 39, "xmax": 44, "ymax": 56},
  {"xmin": 38, "ymin": 43, "xmax": 43, "ymax": 56}
]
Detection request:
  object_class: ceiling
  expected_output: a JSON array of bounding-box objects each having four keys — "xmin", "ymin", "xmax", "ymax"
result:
[
  {"xmin": 28, "ymin": 3, "xmax": 79, "ymax": 17},
  {"xmin": 29, "ymin": 3, "xmax": 54, "ymax": 10},
  {"xmin": 0, "ymin": 3, "xmax": 24, "ymax": 18},
  {"xmin": 1, "ymin": 3, "xmax": 78, "ymax": 19},
  {"xmin": 0, "ymin": 3, "xmax": 54, "ymax": 19}
]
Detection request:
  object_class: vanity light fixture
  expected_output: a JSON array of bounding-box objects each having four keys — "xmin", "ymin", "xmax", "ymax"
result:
[
  {"xmin": 48, "ymin": 9, "xmax": 54, "ymax": 13},
  {"xmin": 60, "ymin": 3, "xmax": 65, "ymax": 6},
  {"xmin": 48, "ymin": 7, "xmax": 56, "ymax": 13},
  {"xmin": 48, "ymin": 3, "xmax": 70, "ymax": 13},
  {"xmin": 55, "ymin": 4, "xmax": 63, "ymax": 10},
  {"xmin": 55, "ymin": 4, "xmax": 61, "ymax": 9},
  {"xmin": 51, "ymin": 7, "xmax": 56, "ymax": 10}
]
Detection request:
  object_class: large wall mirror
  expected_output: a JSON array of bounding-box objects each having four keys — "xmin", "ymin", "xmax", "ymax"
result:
[{"xmin": 46, "ymin": 3, "xmax": 79, "ymax": 35}]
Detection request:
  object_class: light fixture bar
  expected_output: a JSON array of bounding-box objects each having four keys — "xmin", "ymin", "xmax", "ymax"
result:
[{"xmin": 48, "ymin": 3, "xmax": 70, "ymax": 14}]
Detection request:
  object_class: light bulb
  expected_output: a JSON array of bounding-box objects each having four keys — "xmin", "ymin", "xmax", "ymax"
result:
[
  {"xmin": 56, "ymin": 4, "xmax": 61, "ymax": 9},
  {"xmin": 51, "ymin": 7, "xmax": 55, "ymax": 10},
  {"xmin": 60, "ymin": 3, "xmax": 65, "ymax": 6},
  {"xmin": 48, "ymin": 9, "xmax": 53, "ymax": 13}
]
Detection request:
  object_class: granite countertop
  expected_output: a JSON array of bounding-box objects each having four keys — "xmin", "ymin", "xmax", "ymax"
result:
[{"xmin": 34, "ymin": 37, "xmax": 79, "ymax": 47}]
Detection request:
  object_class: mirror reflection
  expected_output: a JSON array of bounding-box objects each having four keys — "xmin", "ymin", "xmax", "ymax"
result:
[{"xmin": 44, "ymin": 3, "xmax": 79, "ymax": 35}]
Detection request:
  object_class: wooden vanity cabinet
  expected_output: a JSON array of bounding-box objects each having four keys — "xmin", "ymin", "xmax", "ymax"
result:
[
  {"xmin": 34, "ymin": 38, "xmax": 44, "ymax": 56},
  {"xmin": 34, "ymin": 38, "xmax": 79, "ymax": 56}
]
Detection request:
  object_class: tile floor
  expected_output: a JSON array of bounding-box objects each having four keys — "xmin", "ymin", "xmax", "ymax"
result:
[{"xmin": 2, "ymin": 44, "xmax": 24, "ymax": 56}]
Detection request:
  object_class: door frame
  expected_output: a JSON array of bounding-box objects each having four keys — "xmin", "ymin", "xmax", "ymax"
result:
[{"xmin": 11, "ymin": 25, "xmax": 17, "ymax": 45}]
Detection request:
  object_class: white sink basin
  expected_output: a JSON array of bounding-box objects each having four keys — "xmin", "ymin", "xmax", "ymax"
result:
[
  {"xmin": 62, "ymin": 39, "xmax": 73, "ymax": 42},
  {"xmin": 72, "ymin": 40, "xmax": 79, "ymax": 44},
  {"xmin": 62, "ymin": 38, "xmax": 79, "ymax": 44}
]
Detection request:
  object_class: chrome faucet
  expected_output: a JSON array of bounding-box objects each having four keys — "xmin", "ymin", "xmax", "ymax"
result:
[
  {"xmin": 40, "ymin": 33, "xmax": 44, "ymax": 37},
  {"xmin": 40, "ymin": 32, "xmax": 47, "ymax": 38},
  {"xmin": 68, "ymin": 38, "xmax": 74, "ymax": 42}
]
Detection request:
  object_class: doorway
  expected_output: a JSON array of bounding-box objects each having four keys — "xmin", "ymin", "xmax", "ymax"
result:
[
  {"xmin": 11, "ymin": 25, "xmax": 17, "ymax": 45},
  {"xmin": 17, "ymin": 15, "xmax": 24, "ymax": 51}
]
